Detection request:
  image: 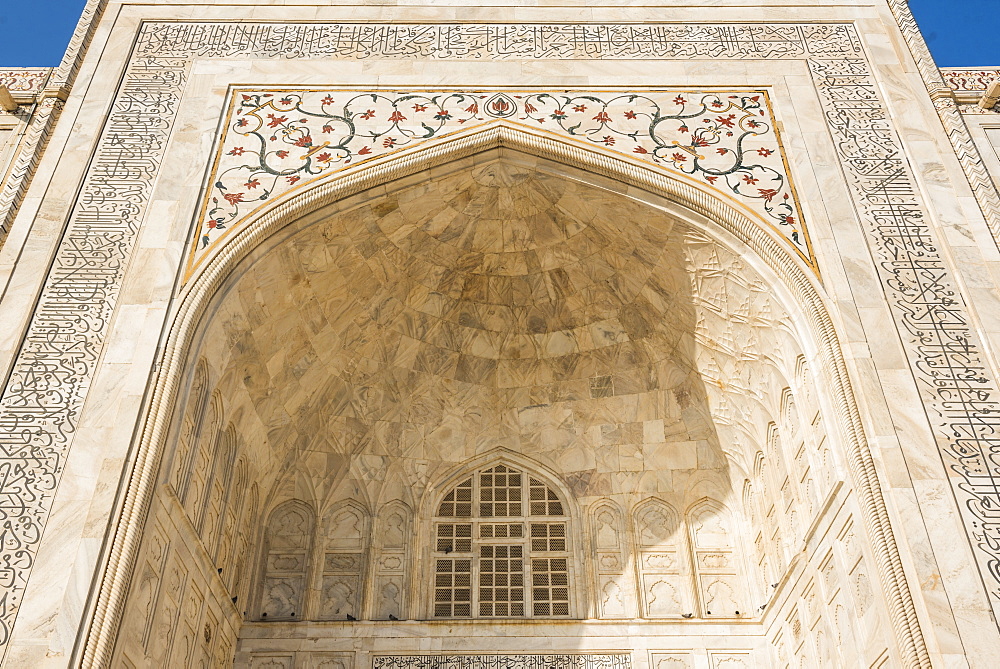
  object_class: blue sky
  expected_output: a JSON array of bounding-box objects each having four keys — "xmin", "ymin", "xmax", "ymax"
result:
[{"xmin": 0, "ymin": 1, "xmax": 997, "ymax": 68}]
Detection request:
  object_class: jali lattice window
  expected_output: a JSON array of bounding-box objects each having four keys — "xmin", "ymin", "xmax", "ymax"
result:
[{"xmin": 433, "ymin": 464, "xmax": 572, "ymax": 618}]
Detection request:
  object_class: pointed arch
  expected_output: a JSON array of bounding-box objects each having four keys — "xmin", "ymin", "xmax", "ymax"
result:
[
  {"xmin": 198, "ymin": 422, "xmax": 237, "ymax": 546},
  {"xmin": 180, "ymin": 390, "xmax": 223, "ymax": 521},
  {"xmin": 216, "ymin": 454, "xmax": 249, "ymax": 568},
  {"xmin": 685, "ymin": 498, "xmax": 748, "ymax": 618},
  {"xmin": 425, "ymin": 455, "xmax": 576, "ymax": 620},
  {"xmin": 632, "ymin": 498, "xmax": 693, "ymax": 619},
  {"xmin": 254, "ymin": 499, "xmax": 315, "ymax": 622},
  {"xmin": 230, "ymin": 482, "xmax": 259, "ymax": 601},
  {"xmin": 588, "ymin": 499, "xmax": 632, "ymax": 619},
  {"xmin": 316, "ymin": 499, "xmax": 371, "ymax": 620},
  {"xmin": 84, "ymin": 122, "xmax": 927, "ymax": 666},
  {"xmin": 371, "ymin": 500, "xmax": 413, "ymax": 620}
]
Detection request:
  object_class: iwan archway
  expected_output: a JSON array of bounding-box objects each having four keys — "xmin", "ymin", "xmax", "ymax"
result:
[{"xmin": 84, "ymin": 126, "xmax": 926, "ymax": 668}]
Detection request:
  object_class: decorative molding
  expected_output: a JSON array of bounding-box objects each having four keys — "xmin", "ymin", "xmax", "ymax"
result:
[
  {"xmin": 0, "ymin": 0, "xmax": 111, "ymax": 249},
  {"xmin": 191, "ymin": 87, "xmax": 809, "ymax": 277},
  {"xmin": 6, "ymin": 20, "xmax": 985, "ymax": 668},
  {"xmin": 371, "ymin": 655, "xmax": 631, "ymax": 669},
  {"xmin": 941, "ymin": 68, "xmax": 1000, "ymax": 93},
  {"xmin": 0, "ymin": 97, "xmax": 63, "ymax": 241},
  {"xmin": 0, "ymin": 69, "xmax": 51, "ymax": 94},
  {"xmin": 887, "ymin": 1, "xmax": 1000, "ymax": 239}
]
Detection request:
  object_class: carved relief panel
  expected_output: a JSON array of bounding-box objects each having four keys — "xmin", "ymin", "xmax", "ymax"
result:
[
  {"xmin": 688, "ymin": 503, "xmax": 745, "ymax": 618},
  {"xmin": 258, "ymin": 501, "xmax": 315, "ymax": 621},
  {"xmin": 589, "ymin": 500, "xmax": 634, "ymax": 619},
  {"xmin": 199, "ymin": 425, "xmax": 236, "ymax": 552},
  {"xmin": 371, "ymin": 501, "xmax": 411, "ymax": 620},
  {"xmin": 182, "ymin": 394, "xmax": 222, "ymax": 522},
  {"xmin": 633, "ymin": 499, "xmax": 692, "ymax": 618},
  {"xmin": 318, "ymin": 501, "xmax": 369, "ymax": 620}
]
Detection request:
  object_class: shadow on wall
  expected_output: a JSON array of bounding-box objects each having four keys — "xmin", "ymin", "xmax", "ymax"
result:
[{"xmin": 226, "ymin": 156, "xmax": 742, "ymax": 622}]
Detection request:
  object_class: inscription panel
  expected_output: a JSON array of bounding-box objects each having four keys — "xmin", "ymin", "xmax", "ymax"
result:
[{"xmin": 371, "ymin": 655, "xmax": 630, "ymax": 669}]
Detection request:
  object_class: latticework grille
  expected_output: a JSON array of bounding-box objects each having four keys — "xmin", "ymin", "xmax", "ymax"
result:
[
  {"xmin": 434, "ymin": 558, "xmax": 472, "ymax": 617},
  {"xmin": 438, "ymin": 478, "xmax": 473, "ymax": 517},
  {"xmin": 531, "ymin": 557, "xmax": 570, "ymax": 616},
  {"xmin": 529, "ymin": 478, "xmax": 563, "ymax": 515},
  {"xmin": 530, "ymin": 522, "xmax": 566, "ymax": 552},
  {"xmin": 431, "ymin": 465, "xmax": 571, "ymax": 618},
  {"xmin": 436, "ymin": 523, "xmax": 472, "ymax": 553},
  {"xmin": 478, "ymin": 544, "xmax": 525, "ymax": 616},
  {"xmin": 480, "ymin": 465, "xmax": 523, "ymax": 517}
]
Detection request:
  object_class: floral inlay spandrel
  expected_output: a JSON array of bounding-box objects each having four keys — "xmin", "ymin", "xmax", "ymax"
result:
[{"xmin": 192, "ymin": 89, "xmax": 809, "ymax": 275}]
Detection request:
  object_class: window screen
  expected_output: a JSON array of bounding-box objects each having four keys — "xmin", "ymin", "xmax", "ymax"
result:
[{"xmin": 432, "ymin": 464, "xmax": 571, "ymax": 618}]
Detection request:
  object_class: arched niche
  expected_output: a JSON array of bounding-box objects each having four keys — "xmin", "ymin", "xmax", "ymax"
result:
[{"xmin": 85, "ymin": 125, "xmax": 926, "ymax": 668}]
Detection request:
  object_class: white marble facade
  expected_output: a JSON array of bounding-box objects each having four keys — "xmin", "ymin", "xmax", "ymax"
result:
[{"xmin": 1, "ymin": 1, "xmax": 1000, "ymax": 668}]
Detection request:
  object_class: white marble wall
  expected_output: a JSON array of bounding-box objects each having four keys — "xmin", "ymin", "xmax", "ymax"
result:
[{"xmin": 0, "ymin": 1, "xmax": 997, "ymax": 668}]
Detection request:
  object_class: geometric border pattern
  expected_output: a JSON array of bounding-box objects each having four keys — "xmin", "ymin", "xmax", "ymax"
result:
[{"xmin": 0, "ymin": 19, "xmax": 996, "ymax": 665}]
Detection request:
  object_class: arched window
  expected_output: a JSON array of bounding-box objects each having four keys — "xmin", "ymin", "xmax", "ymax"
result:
[{"xmin": 432, "ymin": 464, "xmax": 571, "ymax": 619}]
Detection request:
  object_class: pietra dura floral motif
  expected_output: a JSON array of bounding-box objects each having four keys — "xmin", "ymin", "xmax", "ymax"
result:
[{"xmin": 194, "ymin": 89, "xmax": 807, "ymax": 274}]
